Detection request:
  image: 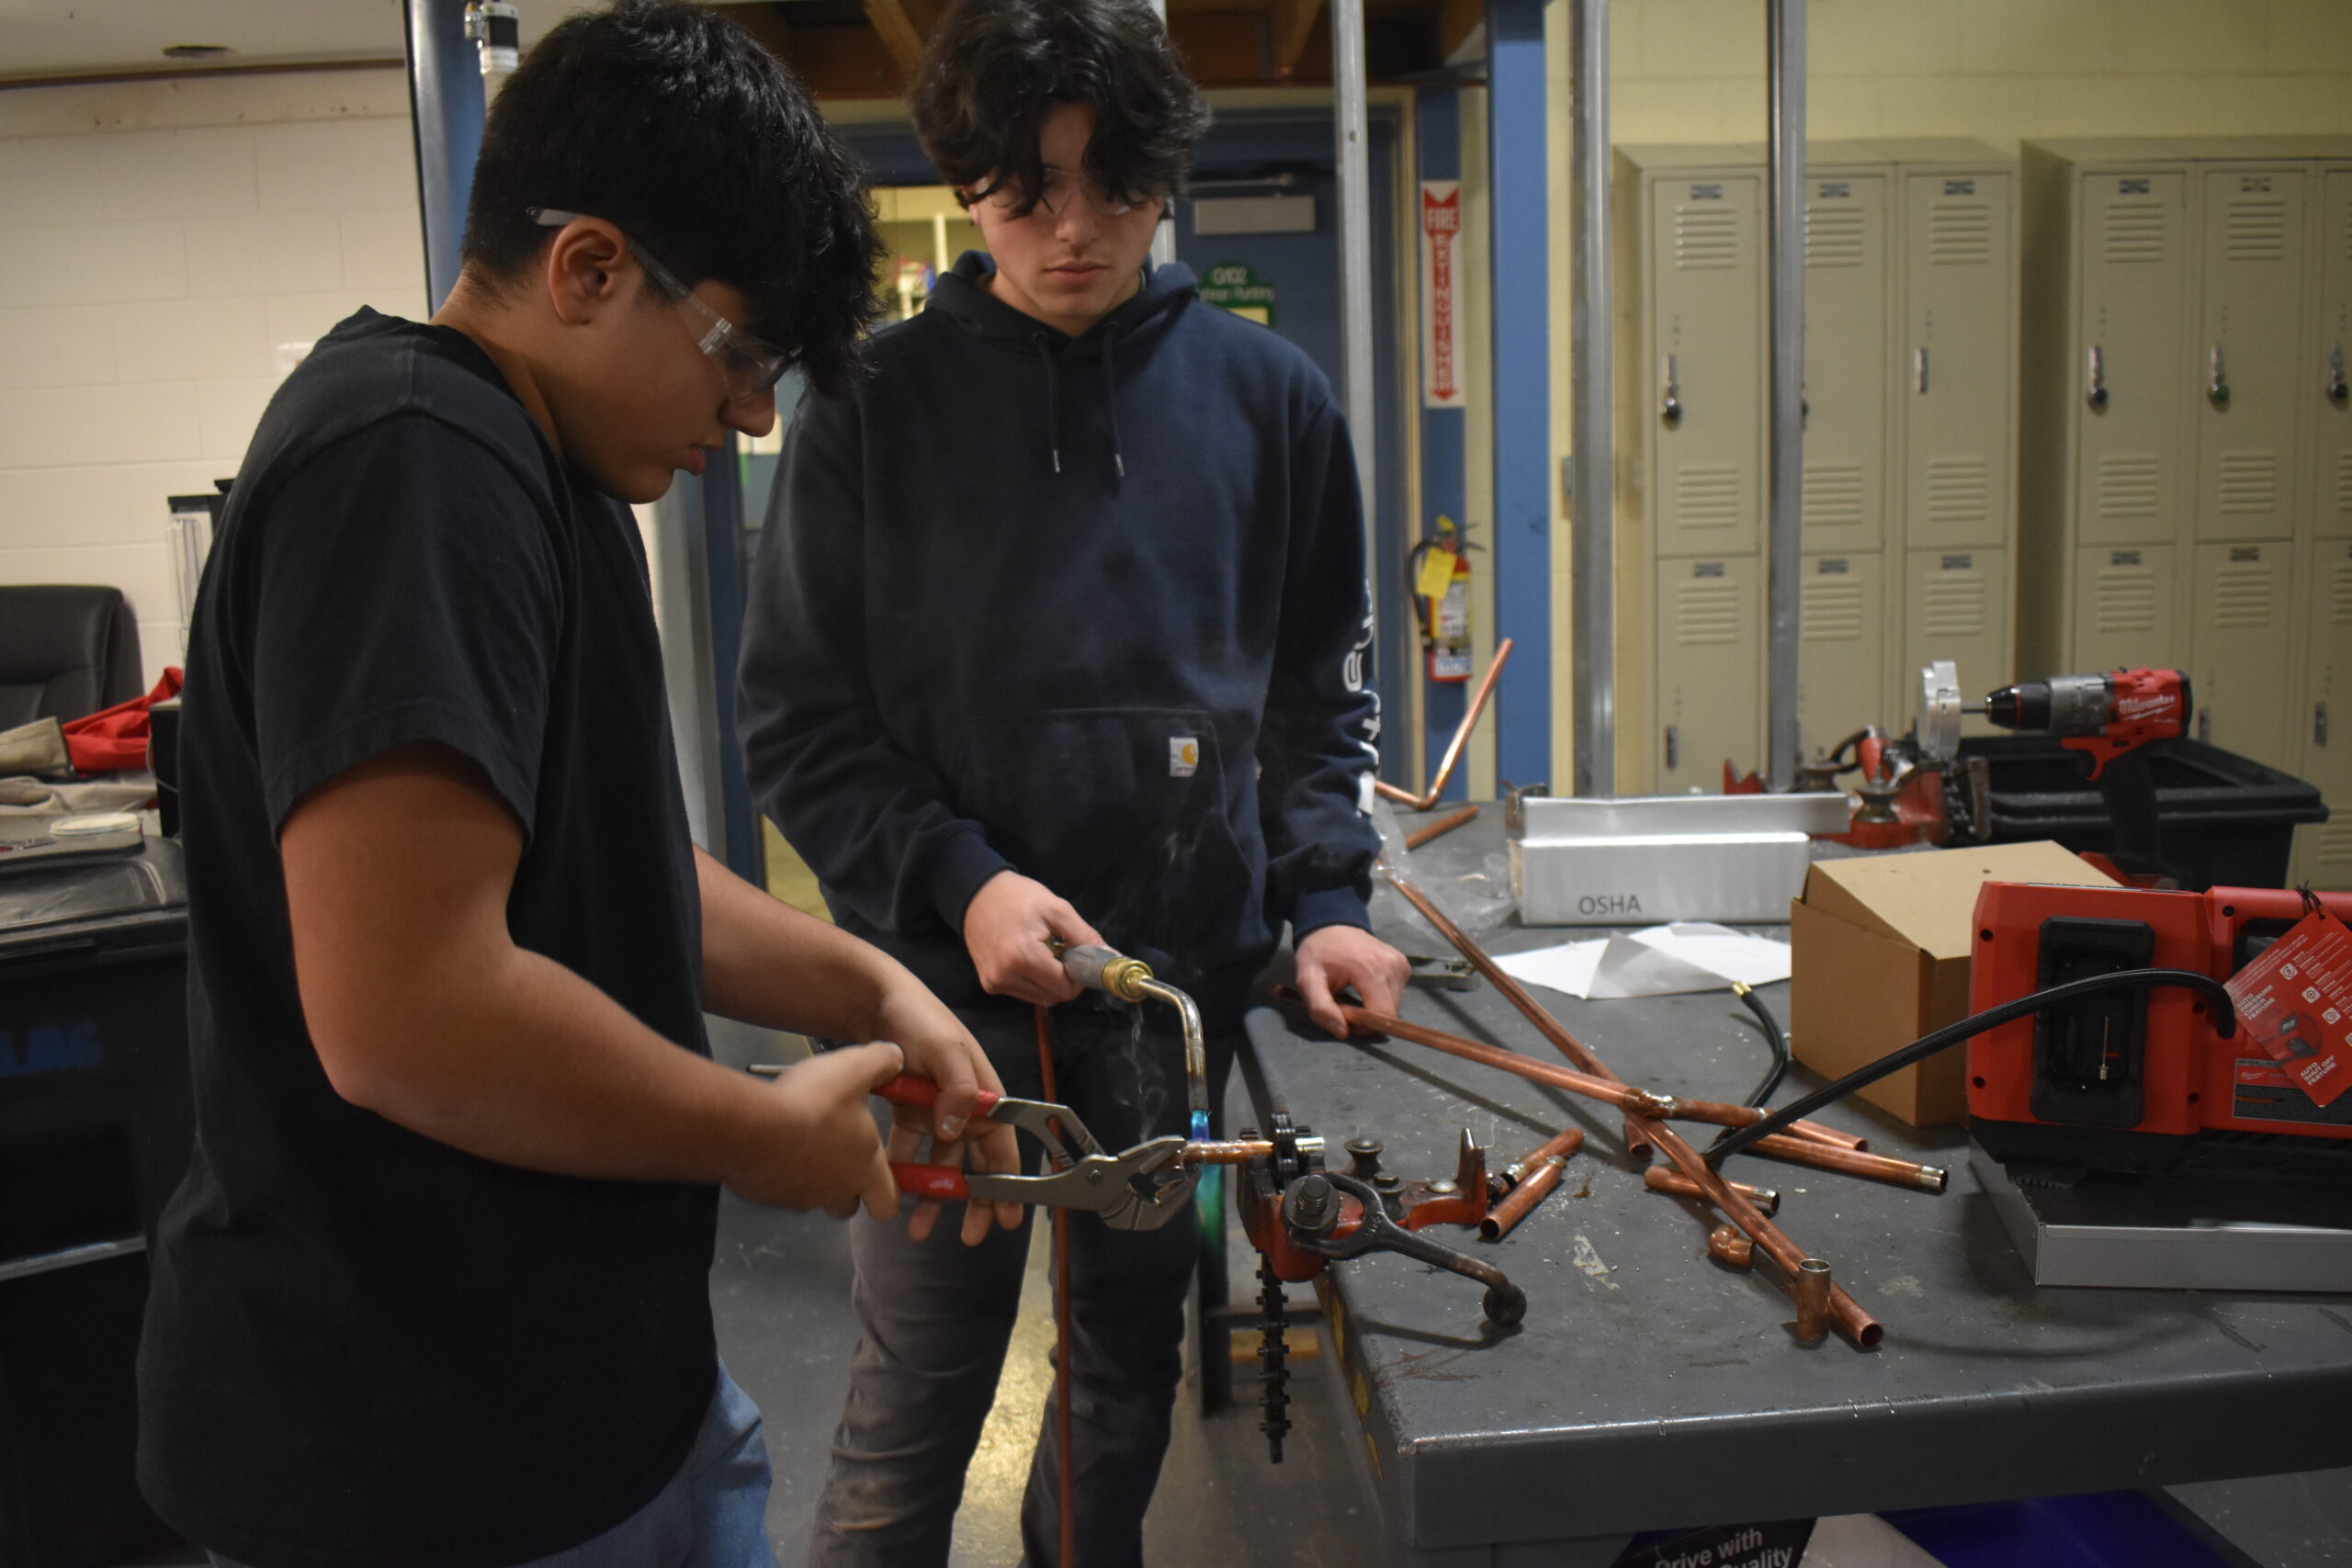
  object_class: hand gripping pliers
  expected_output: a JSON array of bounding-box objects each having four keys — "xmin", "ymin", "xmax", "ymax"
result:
[{"xmin": 749, "ymin": 1066, "xmax": 1198, "ymax": 1230}]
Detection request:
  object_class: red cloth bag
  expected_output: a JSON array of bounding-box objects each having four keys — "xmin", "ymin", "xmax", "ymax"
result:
[{"xmin": 62, "ymin": 668, "xmax": 182, "ymax": 773}]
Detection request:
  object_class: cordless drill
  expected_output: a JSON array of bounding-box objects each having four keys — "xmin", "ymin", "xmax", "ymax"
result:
[{"xmin": 1971, "ymin": 668, "xmax": 2190, "ymax": 879}]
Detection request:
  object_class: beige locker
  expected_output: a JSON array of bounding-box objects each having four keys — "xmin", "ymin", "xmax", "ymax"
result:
[
  {"xmin": 1904, "ymin": 547, "xmax": 2007, "ymax": 732},
  {"xmin": 2194, "ymin": 165, "xmax": 2309, "ymax": 543},
  {"xmin": 2317, "ymin": 169, "xmax": 2352, "ymax": 541},
  {"xmin": 1898, "ymin": 169, "xmax": 2014, "ymax": 551},
  {"xmin": 1656, "ymin": 555, "xmax": 1762, "ymax": 791},
  {"xmin": 2074, "ymin": 166, "xmax": 2198, "ymax": 548},
  {"xmin": 2296, "ymin": 538, "xmax": 2352, "ymax": 886},
  {"xmin": 1650, "ymin": 172, "xmax": 1767, "ymax": 558},
  {"xmin": 2069, "ymin": 543, "xmax": 2183, "ymax": 672},
  {"xmin": 2188, "ymin": 539, "xmax": 2295, "ymax": 768},
  {"xmin": 1798, "ymin": 552, "xmax": 1884, "ymax": 757},
  {"xmin": 1802, "ymin": 172, "xmax": 1890, "ymax": 557}
]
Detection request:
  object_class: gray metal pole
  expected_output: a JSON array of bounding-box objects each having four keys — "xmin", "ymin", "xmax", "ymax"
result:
[
  {"xmin": 1149, "ymin": 0, "xmax": 1177, "ymax": 269},
  {"xmin": 403, "ymin": 0, "xmax": 485, "ymax": 313},
  {"xmin": 1765, "ymin": 0, "xmax": 1805, "ymax": 789},
  {"xmin": 1331, "ymin": 0, "xmax": 1384, "ymax": 681},
  {"xmin": 1568, "ymin": 0, "xmax": 1614, "ymax": 798}
]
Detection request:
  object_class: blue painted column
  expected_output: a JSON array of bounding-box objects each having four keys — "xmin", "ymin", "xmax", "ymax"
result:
[
  {"xmin": 1487, "ymin": 0, "xmax": 1553, "ymax": 788},
  {"xmin": 1418, "ymin": 88, "xmax": 1473, "ymax": 802},
  {"xmin": 403, "ymin": 0, "xmax": 485, "ymax": 313}
]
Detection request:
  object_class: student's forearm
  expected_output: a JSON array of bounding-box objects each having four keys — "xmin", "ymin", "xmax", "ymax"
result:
[{"xmin": 695, "ymin": 846, "xmax": 917, "ymax": 1040}]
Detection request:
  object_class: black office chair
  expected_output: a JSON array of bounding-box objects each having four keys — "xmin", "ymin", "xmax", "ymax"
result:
[{"xmin": 0, "ymin": 584, "xmax": 145, "ymax": 729}]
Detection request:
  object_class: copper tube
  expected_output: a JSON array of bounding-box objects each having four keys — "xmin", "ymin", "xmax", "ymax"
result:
[
  {"xmin": 1404, "ymin": 804, "xmax": 1483, "ymax": 851},
  {"xmin": 1787, "ymin": 1120, "xmax": 1868, "ymax": 1153},
  {"xmin": 1746, "ymin": 1134, "xmax": 1948, "ymax": 1192},
  {"xmin": 1503, "ymin": 1126, "xmax": 1587, "ymax": 1185},
  {"xmin": 1178, "ymin": 1140, "xmax": 1276, "ymax": 1167},
  {"xmin": 1481, "ymin": 1155, "xmax": 1571, "ymax": 1240},
  {"xmin": 1383, "ymin": 874, "xmax": 1883, "ymax": 1349},
  {"xmin": 1794, "ymin": 1258, "xmax": 1833, "ymax": 1342},
  {"xmin": 1707, "ymin": 1224, "xmax": 1754, "ymax": 1269},
  {"xmin": 1645, "ymin": 1165, "xmax": 1779, "ymax": 1217},
  {"xmin": 1374, "ymin": 637, "xmax": 1514, "ymax": 810}
]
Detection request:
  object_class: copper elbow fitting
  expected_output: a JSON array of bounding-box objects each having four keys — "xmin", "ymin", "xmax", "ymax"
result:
[{"xmin": 1707, "ymin": 1225, "xmax": 1753, "ymax": 1269}]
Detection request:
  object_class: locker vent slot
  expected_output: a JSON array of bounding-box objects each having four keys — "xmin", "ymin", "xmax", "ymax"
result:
[
  {"xmin": 2217, "ymin": 451, "xmax": 2281, "ymax": 515},
  {"xmin": 2213, "ymin": 565, "xmax": 2276, "ymax": 629},
  {"xmin": 1925, "ymin": 457, "xmax": 1991, "ymax": 529},
  {"xmin": 2092, "ymin": 562, "xmax": 2157, "ymax": 634},
  {"xmin": 1675, "ymin": 581, "xmax": 1742, "ymax": 646},
  {"xmin": 2224, "ymin": 197, "xmax": 2289, "ymax": 263},
  {"xmin": 1805, "ymin": 205, "xmax": 1867, "ymax": 267},
  {"xmin": 1922, "ymin": 574, "xmax": 1988, "ymax": 637},
  {"xmin": 1675, "ymin": 208, "xmax": 1740, "ymax": 270},
  {"xmin": 1928, "ymin": 204, "xmax": 1992, "ymax": 265},
  {"xmin": 1803, "ymin": 461, "xmax": 1866, "ymax": 526},
  {"xmin": 2335, "ymin": 450, "xmax": 2352, "ymax": 517},
  {"xmin": 2330, "ymin": 559, "xmax": 2352, "ymax": 626},
  {"xmin": 1675, "ymin": 465, "xmax": 1741, "ymax": 528},
  {"xmin": 2316, "ymin": 824, "xmax": 2352, "ymax": 868},
  {"xmin": 1803, "ymin": 579, "xmax": 1865, "ymax": 641},
  {"xmin": 2101, "ymin": 200, "xmax": 2166, "ymax": 264},
  {"xmin": 2097, "ymin": 455, "xmax": 2162, "ymax": 522}
]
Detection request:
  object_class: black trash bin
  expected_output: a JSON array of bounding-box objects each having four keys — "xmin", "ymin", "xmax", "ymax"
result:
[
  {"xmin": 0, "ymin": 840, "xmax": 191, "ymax": 1568},
  {"xmin": 1955, "ymin": 734, "xmax": 2329, "ymax": 890}
]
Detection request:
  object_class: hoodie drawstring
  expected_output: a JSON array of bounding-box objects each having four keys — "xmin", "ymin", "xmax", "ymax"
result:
[
  {"xmin": 1102, "ymin": 327, "xmax": 1125, "ymax": 480},
  {"xmin": 1034, "ymin": 332, "xmax": 1063, "ymax": 475}
]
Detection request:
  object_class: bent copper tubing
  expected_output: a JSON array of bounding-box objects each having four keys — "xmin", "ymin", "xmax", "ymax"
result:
[
  {"xmin": 1707, "ymin": 1225, "xmax": 1754, "ymax": 1269},
  {"xmin": 1745, "ymin": 1134, "xmax": 1947, "ymax": 1192},
  {"xmin": 1645, "ymin": 1165, "xmax": 1779, "ymax": 1217},
  {"xmin": 1374, "ymin": 638, "xmax": 1514, "ymax": 811},
  {"xmin": 1382, "ymin": 875, "xmax": 1883, "ymax": 1349},
  {"xmin": 1481, "ymin": 1145, "xmax": 1578, "ymax": 1240},
  {"xmin": 1404, "ymin": 804, "xmax": 1483, "ymax": 851},
  {"xmin": 1794, "ymin": 1258, "xmax": 1834, "ymax": 1342}
]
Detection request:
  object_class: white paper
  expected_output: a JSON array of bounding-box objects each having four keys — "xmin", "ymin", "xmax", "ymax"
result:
[{"xmin": 1494, "ymin": 922, "xmax": 1792, "ymax": 1000}]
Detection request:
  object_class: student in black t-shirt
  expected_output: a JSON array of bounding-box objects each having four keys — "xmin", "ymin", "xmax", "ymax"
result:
[{"xmin": 136, "ymin": 7, "xmax": 1022, "ymax": 1565}]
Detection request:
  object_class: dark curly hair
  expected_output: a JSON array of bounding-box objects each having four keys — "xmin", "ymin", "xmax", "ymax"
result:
[
  {"xmin": 910, "ymin": 0, "xmax": 1212, "ymax": 217},
  {"xmin": 461, "ymin": 0, "xmax": 882, "ymax": 397}
]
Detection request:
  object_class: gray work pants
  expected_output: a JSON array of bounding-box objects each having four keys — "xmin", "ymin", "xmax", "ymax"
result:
[{"xmin": 806, "ymin": 1001, "xmax": 1233, "ymax": 1568}]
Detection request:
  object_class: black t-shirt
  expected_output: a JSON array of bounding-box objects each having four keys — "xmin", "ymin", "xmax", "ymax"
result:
[{"xmin": 138, "ymin": 310, "xmax": 717, "ymax": 1568}]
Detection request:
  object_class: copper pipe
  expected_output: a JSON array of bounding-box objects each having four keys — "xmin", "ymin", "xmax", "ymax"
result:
[
  {"xmin": 1178, "ymin": 1140, "xmax": 1276, "ymax": 1167},
  {"xmin": 1502, "ymin": 1126, "xmax": 1586, "ymax": 1186},
  {"xmin": 1374, "ymin": 637, "xmax": 1514, "ymax": 810},
  {"xmin": 1707, "ymin": 1225, "xmax": 1754, "ymax": 1269},
  {"xmin": 1784, "ymin": 1121, "xmax": 1868, "ymax": 1153},
  {"xmin": 1645, "ymin": 1166, "xmax": 1779, "ymax": 1217},
  {"xmin": 1746, "ymin": 1134, "xmax": 1947, "ymax": 1192},
  {"xmin": 1481, "ymin": 1149, "xmax": 1576, "ymax": 1240},
  {"xmin": 1404, "ymin": 804, "xmax": 1483, "ymax": 851},
  {"xmin": 1794, "ymin": 1258, "xmax": 1833, "ymax": 1342},
  {"xmin": 1383, "ymin": 874, "xmax": 1883, "ymax": 1349}
]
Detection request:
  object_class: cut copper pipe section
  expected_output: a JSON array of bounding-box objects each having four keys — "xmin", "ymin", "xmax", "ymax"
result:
[
  {"xmin": 1374, "ymin": 637, "xmax": 1514, "ymax": 811},
  {"xmin": 1794, "ymin": 1258, "xmax": 1833, "ymax": 1342},
  {"xmin": 1404, "ymin": 804, "xmax": 1482, "ymax": 851},
  {"xmin": 1382, "ymin": 874, "xmax": 1883, "ymax": 1350},
  {"xmin": 1481, "ymin": 1147, "xmax": 1577, "ymax": 1240},
  {"xmin": 1179, "ymin": 1140, "xmax": 1275, "ymax": 1167},
  {"xmin": 1745, "ymin": 1134, "xmax": 1947, "ymax": 1192},
  {"xmin": 1503, "ymin": 1126, "xmax": 1586, "ymax": 1185},
  {"xmin": 1707, "ymin": 1224, "xmax": 1754, "ymax": 1269},
  {"xmin": 1646, "ymin": 1165, "xmax": 1779, "ymax": 1217},
  {"xmin": 1657, "ymin": 1098, "xmax": 1870, "ymax": 1152}
]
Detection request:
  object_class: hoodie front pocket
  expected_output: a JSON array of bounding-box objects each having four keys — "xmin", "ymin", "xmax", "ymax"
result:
[{"xmin": 954, "ymin": 707, "xmax": 1256, "ymax": 970}]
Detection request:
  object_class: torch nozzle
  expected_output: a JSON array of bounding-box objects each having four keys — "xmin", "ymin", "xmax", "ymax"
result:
[{"xmin": 1051, "ymin": 941, "xmax": 1211, "ymax": 1120}]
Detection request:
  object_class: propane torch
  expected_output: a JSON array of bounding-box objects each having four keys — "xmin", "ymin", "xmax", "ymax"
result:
[{"xmin": 1051, "ymin": 941, "xmax": 1210, "ymax": 1136}]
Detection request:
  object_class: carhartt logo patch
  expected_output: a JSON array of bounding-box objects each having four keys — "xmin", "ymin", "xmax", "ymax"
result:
[{"xmin": 1170, "ymin": 738, "xmax": 1199, "ymax": 777}]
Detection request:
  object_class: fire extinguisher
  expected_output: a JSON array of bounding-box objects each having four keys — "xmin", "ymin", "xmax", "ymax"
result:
[{"xmin": 1408, "ymin": 516, "xmax": 1476, "ymax": 683}]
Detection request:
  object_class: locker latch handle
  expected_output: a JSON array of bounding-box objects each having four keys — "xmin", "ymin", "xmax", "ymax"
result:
[
  {"xmin": 2318, "ymin": 702, "xmax": 2331, "ymax": 750},
  {"xmin": 2329, "ymin": 344, "xmax": 2347, "ymax": 408},
  {"xmin": 1661, "ymin": 355, "xmax": 1683, "ymax": 427},
  {"xmin": 1664, "ymin": 725, "xmax": 1680, "ymax": 771},
  {"xmin": 1915, "ymin": 347, "xmax": 1929, "ymax": 395},
  {"xmin": 2209, "ymin": 344, "xmax": 2230, "ymax": 409},
  {"xmin": 2086, "ymin": 344, "xmax": 2109, "ymax": 412},
  {"xmin": 2198, "ymin": 708, "xmax": 2212, "ymax": 745}
]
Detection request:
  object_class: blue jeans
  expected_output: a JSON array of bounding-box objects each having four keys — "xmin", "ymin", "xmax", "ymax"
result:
[
  {"xmin": 209, "ymin": 1362, "xmax": 776, "ymax": 1568},
  {"xmin": 808, "ymin": 1002, "xmax": 1231, "ymax": 1568}
]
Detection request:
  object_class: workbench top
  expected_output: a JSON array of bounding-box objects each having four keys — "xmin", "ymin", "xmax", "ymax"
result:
[{"xmin": 1239, "ymin": 807, "xmax": 2352, "ymax": 1558}]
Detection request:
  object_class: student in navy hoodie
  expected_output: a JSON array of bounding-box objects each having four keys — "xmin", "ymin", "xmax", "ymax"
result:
[{"xmin": 736, "ymin": 0, "xmax": 1408, "ymax": 1560}]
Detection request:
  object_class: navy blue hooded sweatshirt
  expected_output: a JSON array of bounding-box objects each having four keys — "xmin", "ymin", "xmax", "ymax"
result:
[{"xmin": 737, "ymin": 254, "xmax": 1380, "ymax": 1026}]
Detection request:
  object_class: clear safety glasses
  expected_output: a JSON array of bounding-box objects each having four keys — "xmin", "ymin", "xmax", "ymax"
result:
[{"xmin": 528, "ymin": 208, "xmax": 792, "ymax": 400}]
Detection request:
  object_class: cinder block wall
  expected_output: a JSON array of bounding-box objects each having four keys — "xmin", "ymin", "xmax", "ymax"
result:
[{"xmin": 0, "ymin": 73, "xmax": 424, "ymax": 688}]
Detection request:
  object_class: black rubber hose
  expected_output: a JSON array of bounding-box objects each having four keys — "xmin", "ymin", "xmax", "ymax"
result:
[
  {"xmin": 1731, "ymin": 982, "xmax": 1790, "ymax": 1109},
  {"xmin": 1703, "ymin": 968, "xmax": 2239, "ymax": 1167}
]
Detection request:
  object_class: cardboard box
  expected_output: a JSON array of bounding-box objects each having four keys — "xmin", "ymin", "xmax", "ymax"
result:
[{"xmin": 1789, "ymin": 842, "xmax": 2119, "ymax": 1127}]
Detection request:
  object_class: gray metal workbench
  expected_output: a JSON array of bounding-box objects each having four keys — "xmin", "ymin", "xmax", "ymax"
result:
[{"xmin": 1238, "ymin": 809, "xmax": 2352, "ymax": 1566}]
